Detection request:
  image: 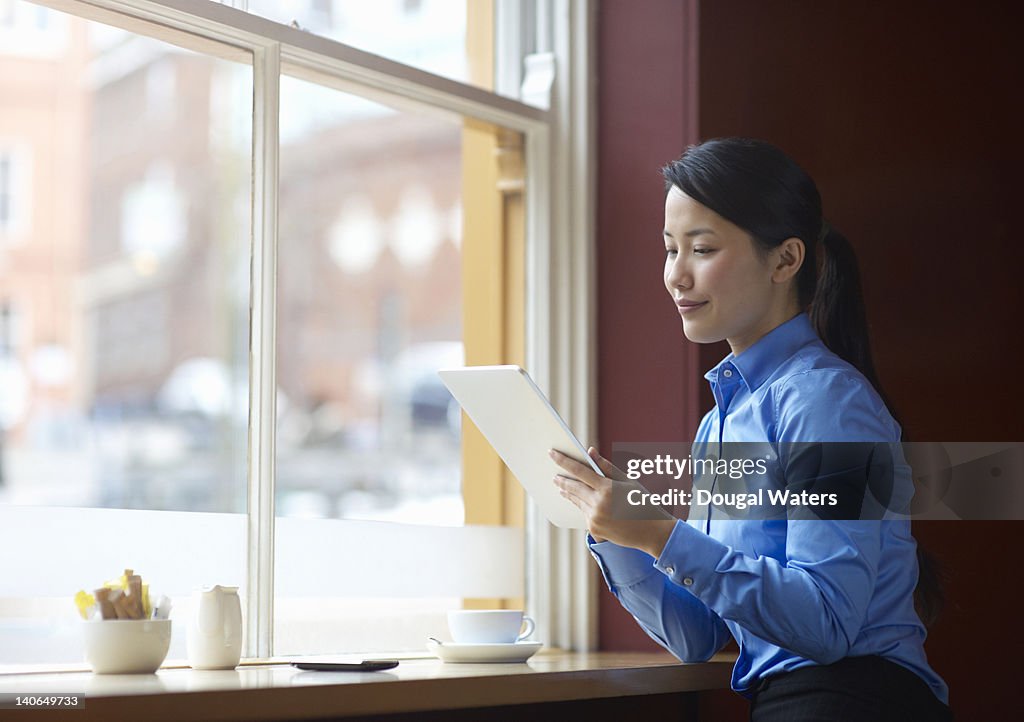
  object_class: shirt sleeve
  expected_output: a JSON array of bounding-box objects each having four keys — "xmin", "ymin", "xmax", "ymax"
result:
[
  {"xmin": 652, "ymin": 517, "xmax": 880, "ymax": 665},
  {"xmin": 649, "ymin": 369, "xmax": 895, "ymax": 665},
  {"xmin": 588, "ymin": 534, "xmax": 733, "ymax": 663}
]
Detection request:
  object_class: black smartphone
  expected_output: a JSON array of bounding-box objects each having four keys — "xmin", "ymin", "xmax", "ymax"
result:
[{"xmin": 290, "ymin": 659, "xmax": 400, "ymax": 672}]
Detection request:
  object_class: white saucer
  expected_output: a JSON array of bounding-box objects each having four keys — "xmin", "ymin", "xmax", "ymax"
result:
[{"xmin": 426, "ymin": 639, "xmax": 542, "ymax": 664}]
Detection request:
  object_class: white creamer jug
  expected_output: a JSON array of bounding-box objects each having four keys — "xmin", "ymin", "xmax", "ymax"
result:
[{"xmin": 187, "ymin": 585, "xmax": 242, "ymax": 670}]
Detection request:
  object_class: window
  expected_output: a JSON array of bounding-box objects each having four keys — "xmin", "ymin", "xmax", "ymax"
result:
[
  {"xmin": 0, "ymin": 0, "xmax": 67, "ymax": 56},
  {"xmin": 0, "ymin": 146, "xmax": 31, "ymax": 240},
  {"xmin": 0, "ymin": 0, "xmax": 596, "ymax": 667},
  {"xmin": 0, "ymin": 153, "xmax": 11, "ymax": 231},
  {"xmin": 0, "ymin": 2, "xmax": 253, "ymax": 665},
  {"xmin": 240, "ymin": 0, "xmax": 469, "ymax": 88},
  {"xmin": 0, "ymin": 301, "xmax": 28, "ymax": 434},
  {"xmin": 0, "ymin": 301, "xmax": 17, "ymax": 357}
]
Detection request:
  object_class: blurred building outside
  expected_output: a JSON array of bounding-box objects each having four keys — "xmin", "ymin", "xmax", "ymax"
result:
[{"xmin": 0, "ymin": 0, "xmax": 467, "ymax": 524}]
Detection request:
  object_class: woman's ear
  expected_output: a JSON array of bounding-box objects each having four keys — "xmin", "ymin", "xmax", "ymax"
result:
[{"xmin": 771, "ymin": 237, "xmax": 805, "ymax": 284}]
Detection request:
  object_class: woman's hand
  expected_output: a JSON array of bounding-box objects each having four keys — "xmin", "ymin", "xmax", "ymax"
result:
[{"xmin": 550, "ymin": 447, "xmax": 678, "ymax": 559}]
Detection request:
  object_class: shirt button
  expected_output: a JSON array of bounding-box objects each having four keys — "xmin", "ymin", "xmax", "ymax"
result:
[
  {"xmin": 682, "ymin": 577, "xmax": 694, "ymax": 586},
  {"xmin": 665, "ymin": 566, "xmax": 675, "ymax": 575},
  {"xmin": 722, "ymin": 369, "xmax": 733, "ymax": 378}
]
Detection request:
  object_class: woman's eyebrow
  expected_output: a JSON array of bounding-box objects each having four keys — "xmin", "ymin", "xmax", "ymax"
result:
[{"xmin": 663, "ymin": 228, "xmax": 716, "ymax": 239}]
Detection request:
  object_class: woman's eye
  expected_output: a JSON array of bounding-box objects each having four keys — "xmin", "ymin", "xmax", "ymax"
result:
[
  {"xmin": 693, "ymin": 247, "xmax": 714, "ymax": 255},
  {"xmin": 665, "ymin": 248, "xmax": 677, "ymax": 257}
]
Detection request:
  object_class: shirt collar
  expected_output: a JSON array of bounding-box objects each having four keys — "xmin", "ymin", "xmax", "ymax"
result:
[{"xmin": 703, "ymin": 312, "xmax": 819, "ymax": 391}]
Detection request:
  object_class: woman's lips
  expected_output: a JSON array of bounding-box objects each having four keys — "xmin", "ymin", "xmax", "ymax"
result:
[{"xmin": 677, "ymin": 301, "xmax": 708, "ymax": 315}]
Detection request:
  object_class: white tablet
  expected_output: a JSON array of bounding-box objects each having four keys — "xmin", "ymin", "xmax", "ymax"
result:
[{"xmin": 437, "ymin": 365, "xmax": 601, "ymax": 529}]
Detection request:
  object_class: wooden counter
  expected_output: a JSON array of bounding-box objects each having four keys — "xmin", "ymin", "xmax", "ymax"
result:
[{"xmin": 0, "ymin": 650, "xmax": 736, "ymax": 721}]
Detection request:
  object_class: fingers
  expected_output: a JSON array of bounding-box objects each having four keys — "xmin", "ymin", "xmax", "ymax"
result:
[
  {"xmin": 554, "ymin": 474, "xmax": 607, "ymax": 543},
  {"xmin": 548, "ymin": 449, "xmax": 600, "ymax": 489},
  {"xmin": 588, "ymin": 446, "xmax": 621, "ymax": 479},
  {"xmin": 553, "ymin": 475, "xmax": 592, "ymax": 512}
]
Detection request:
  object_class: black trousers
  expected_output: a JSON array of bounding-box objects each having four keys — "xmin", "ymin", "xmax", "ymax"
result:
[{"xmin": 750, "ymin": 655, "xmax": 952, "ymax": 722}]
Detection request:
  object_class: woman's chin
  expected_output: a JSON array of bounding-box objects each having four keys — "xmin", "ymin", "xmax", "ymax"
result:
[{"xmin": 680, "ymin": 320, "xmax": 723, "ymax": 345}]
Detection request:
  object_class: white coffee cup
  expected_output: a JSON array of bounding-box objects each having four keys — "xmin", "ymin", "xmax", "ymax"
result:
[{"xmin": 447, "ymin": 610, "xmax": 535, "ymax": 644}]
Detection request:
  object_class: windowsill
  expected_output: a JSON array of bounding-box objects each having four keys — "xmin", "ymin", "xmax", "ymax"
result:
[
  {"xmin": 0, "ymin": 649, "xmax": 736, "ymax": 720},
  {"xmin": 0, "ymin": 650, "xmax": 438, "ymax": 676}
]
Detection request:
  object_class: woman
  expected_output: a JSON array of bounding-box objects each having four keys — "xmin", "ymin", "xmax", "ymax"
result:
[{"xmin": 551, "ymin": 138, "xmax": 951, "ymax": 721}]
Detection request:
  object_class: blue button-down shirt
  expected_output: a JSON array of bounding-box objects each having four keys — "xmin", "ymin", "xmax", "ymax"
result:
[{"xmin": 589, "ymin": 312, "xmax": 949, "ymax": 704}]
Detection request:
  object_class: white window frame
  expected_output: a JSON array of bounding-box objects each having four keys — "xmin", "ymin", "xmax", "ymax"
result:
[{"xmin": 32, "ymin": 0, "xmax": 598, "ymax": 657}]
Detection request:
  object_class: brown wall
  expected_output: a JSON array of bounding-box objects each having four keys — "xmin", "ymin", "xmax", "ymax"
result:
[
  {"xmin": 596, "ymin": 0, "xmax": 703, "ymax": 651},
  {"xmin": 597, "ymin": 1, "xmax": 1022, "ymax": 718}
]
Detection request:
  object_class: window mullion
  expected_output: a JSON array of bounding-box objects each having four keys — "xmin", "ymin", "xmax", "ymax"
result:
[
  {"xmin": 246, "ymin": 40, "xmax": 280, "ymax": 660},
  {"xmin": 523, "ymin": 0, "xmax": 598, "ymax": 653}
]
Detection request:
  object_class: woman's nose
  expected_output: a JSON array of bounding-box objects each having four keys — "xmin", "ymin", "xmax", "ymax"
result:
[{"xmin": 666, "ymin": 257, "xmax": 693, "ymax": 289}]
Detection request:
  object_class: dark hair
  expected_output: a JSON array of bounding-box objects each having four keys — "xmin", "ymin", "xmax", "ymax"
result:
[{"xmin": 662, "ymin": 137, "xmax": 943, "ymax": 626}]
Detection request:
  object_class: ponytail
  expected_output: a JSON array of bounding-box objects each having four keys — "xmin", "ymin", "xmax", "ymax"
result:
[
  {"xmin": 809, "ymin": 223, "xmax": 946, "ymax": 628},
  {"xmin": 914, "ymin": 544, "xmax": 946, "ymax": 628},
  {"xmin": 808, "ymin": 224, "xmax": 884, "ymax": 398}
]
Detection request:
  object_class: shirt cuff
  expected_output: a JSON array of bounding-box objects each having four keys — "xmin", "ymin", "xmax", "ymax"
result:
[
  {"xmin": 651, "ymin": 520, "xmax": 730, "ymax": 595},
  {"xmin": 587, "ymin": 534, "xmax": 659, "ymax": 588}
]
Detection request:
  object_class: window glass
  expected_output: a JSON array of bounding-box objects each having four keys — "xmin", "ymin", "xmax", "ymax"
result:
[
  {"xmin": 243, "ymin": 0, "xmax": 468, "ymax": 86},
  {"xmin": 276, "ymin": 76, "xmax": 464, "ymax": 526},
  {"xmin": 0, "ymin": 0, "xmax": 535, "ymax": 666},
  {"xmin": 0, "ymin": 0, "xmax": 68, "ymax": 57},
  {"xmin": 0, "ymin": 151, "xmax": 14, "ymax": 233},
  {"xmin": 0, "ymin": 1, "xmax": 252, "ymax": 664},
  {"xmin": 273, "ymin": 75, "xmax": 526, "ymax": 654}
]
